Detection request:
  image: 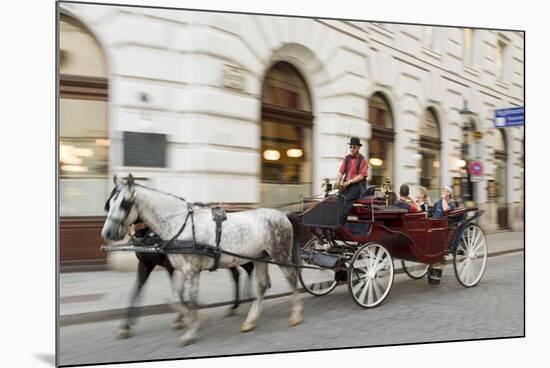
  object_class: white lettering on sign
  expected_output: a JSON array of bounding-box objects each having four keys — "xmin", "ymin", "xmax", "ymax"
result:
[
  {"xmin": 495, "ymin": 117, "xmax": 506, "ymax": 127},
  {"xmin": 223, "ymin": 64, "xmax": 245, "ymax": 91}
]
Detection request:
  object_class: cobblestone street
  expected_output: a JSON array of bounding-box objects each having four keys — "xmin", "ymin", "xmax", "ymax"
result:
[{"xmin": 59, "ymin": 252, "xmax": 524, "ymax": 366}]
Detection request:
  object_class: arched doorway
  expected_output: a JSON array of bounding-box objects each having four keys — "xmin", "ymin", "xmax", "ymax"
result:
[
  {"xmin": 493, "ymin": 129, "xmax": 508, "ymax": 229},
  {"xmin": 368, "ymin": 93, "xmax": 394, "ymax": 187},
  {"xmin": 260, "ymin": 62, "xmax": 313, "ymax": 208},
  {"xmin": 59, "ymin": 14, "xmax": 109, "ymax": 269},
  {"xmin": 418, "ymin": 108, "xmax": 442, "ymax": 201}
]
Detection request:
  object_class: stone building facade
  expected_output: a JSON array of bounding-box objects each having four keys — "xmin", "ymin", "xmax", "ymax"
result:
[{"xmin": 58, "ymin": 3, "xmax": 524, "ymax": 268}]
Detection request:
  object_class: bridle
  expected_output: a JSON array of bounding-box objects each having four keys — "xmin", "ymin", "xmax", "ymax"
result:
[{"xmin": 105, "ymin": 188, "xmax": 138, "ymax": 231}]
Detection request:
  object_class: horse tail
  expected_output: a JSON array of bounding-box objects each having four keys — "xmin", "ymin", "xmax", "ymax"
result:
[{"xmin": 286, "ymin": 212, "xmax": 302, "ymax": 274}]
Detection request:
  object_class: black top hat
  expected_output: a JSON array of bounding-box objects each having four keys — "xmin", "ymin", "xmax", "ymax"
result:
[{"xmin": 348, "ymin": 137, "xmax": 362, "ymax": 147}]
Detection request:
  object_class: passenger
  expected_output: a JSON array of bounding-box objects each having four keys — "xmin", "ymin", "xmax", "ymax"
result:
[
  {"xmin": 428, "ymin": 186, "xmax": 457, "ymax": 285},
  {"xmin": 335, "ymin": 137, "xmax": 368, "ymax": 224},
  {"xmin": 432, "ymin": 186, "xmax": 457, "ymax": 218},
  {"xmin": 394, "ymin": 184, "xmax": 421, "ymax": 213},
  {"xmin": 416, "ymin": 186, "xmax": 431, "ymax": 212}
]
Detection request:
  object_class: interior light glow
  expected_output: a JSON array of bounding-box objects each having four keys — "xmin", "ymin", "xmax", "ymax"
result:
[
  {"xmin": 369, "ymin": 158, "xmax": 383, "ymax": 167},
  {"xmin": 263, "ymin": 149, "xmax": 281, "ymax": 161},
  {"xmin": 61, "ymin": 165, "xmax": 89, "ymax": 172},
  {"xmin": 286, "ymin": 148, "xmax": 303, "ymax": 158}
]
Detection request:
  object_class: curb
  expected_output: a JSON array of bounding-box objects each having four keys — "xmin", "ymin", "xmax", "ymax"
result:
[{"xmin": 59, "ymin": 248, "xmax": 523, "ymax": 327}]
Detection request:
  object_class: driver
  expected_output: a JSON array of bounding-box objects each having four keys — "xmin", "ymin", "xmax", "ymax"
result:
[{"xmin": 335, "ymin": 137, "xmax": 368, "ymax": 224}]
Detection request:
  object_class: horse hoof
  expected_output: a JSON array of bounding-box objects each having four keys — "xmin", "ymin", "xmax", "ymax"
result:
[
  {"xmin": 289, "ymin": 318, "xmax": 302, "ymax": 327},
  {"xmin": 172, "ymin": 321, "xmax": 185, "ymax": 330},
  {"xmin": 225, "ymin": 307, "xmax": 237, "ymax": 317},
  {"xmin": 118, "ymin": 328, "xmax": 130, "ymax": 339},
  {"xmin": 179, "ymin": 334, "xmax": 198, "ymax": 346},
  {"xmin": 240, "ymin": 322, "xmax": 255, "ymax": 332}
]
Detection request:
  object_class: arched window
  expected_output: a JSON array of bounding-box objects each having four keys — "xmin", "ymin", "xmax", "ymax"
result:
[
  {"xmin": 260, "ymin": 62, "xmax": 313, "ymax": 207},
  {"xmin": 368, "ymin": 93, "xmax": 394, "ymax": 187},
  {"xmin": 493, "ymin": 129, "xmax": 508, "ymax": 229},
  {"xmin": 59, "ymin": 14, "xmax": 109, "ymax": 216},
  {"xmin": 418, "ymin": 108, "xmax": 441, "ymax": 200}
]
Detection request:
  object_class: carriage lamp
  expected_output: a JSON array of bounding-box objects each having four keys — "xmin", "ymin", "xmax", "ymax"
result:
[{"xmin": 381, "ymin": 177, "xmax": 393, "ymax": 206}]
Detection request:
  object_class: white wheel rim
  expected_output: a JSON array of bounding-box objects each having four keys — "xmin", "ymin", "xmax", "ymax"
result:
[
  {"xmin": 350, "ymin": 244, "xmax": 393, "ymax": 307},
  {"xmin": 401, "ymin": 260, "xmax": 429, "ymax": 279},
  {"xmin": 455, "ymin": 225, "xmax": 487, "ymax": 287},
  {"xmin": 300, "ymin": 238, "xmax": 337, "ymax": 296}
]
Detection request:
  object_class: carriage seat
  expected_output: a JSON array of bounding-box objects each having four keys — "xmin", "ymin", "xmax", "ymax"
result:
[{"xmin": 372, "ymin": 205, "xmax": 408, "ymax": 213}]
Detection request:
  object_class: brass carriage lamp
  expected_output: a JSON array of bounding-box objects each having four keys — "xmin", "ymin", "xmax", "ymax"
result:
[
  {"xmin": 381, "ymin": 177, "xmax": 393, "ymax": 206},
  {"xmin": 322, "ymin": 178, "xmax": 333, "ymax": 197}
]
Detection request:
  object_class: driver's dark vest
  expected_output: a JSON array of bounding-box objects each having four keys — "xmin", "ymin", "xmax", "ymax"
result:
[{"xmin": 344, "ymin": 153, "xmax": 366, "ymax": 186}]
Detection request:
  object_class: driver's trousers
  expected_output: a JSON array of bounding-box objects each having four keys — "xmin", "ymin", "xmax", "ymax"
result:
[{"xmin": 339, "ymin": 183, "xmax": 364, "ymax": 224}]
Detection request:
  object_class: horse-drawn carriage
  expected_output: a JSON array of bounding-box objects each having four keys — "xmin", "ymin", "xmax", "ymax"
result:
[
  {"xmin": 298, "ymin": 181, "xmax": 488, "ymax": 308},
  {"xmin": 101, "ymin": 174, "xmax": 487, "ymax": 344}
]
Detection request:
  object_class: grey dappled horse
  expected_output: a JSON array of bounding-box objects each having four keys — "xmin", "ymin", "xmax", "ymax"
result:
[
  {"xmin": 104, "ymin": 186, "xmax": 254, "ymax": 339},
  {"xmin": 102, "ymin": 175, "xmax": 303, "ymax": 346}
]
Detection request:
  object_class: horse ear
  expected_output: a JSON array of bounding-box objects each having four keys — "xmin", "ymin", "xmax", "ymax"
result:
[
  {"xmin": 113, "ymin": 175, "xmax": 118, "ymax": 186},
  {"xmin": 127, "ymin": 174, "xmax": 134, "ymax": 187}
]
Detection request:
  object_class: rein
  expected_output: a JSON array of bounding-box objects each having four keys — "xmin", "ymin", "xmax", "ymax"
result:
[{"xmin": 108, "ymin": 184, "xmax": 334, "ymax": 271}]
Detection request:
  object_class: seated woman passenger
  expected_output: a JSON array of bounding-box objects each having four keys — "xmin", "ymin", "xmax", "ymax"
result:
[
  {"xmin": 432, "ymin": 186, "xmax": 457, "ymax": 218},
  {"xmin": 416, "ymin": 186, "xmax": 431, "ymax": 212},
  {"xmin": 394, "ymin": 184, "xmax": 421, "ymax": 213}
]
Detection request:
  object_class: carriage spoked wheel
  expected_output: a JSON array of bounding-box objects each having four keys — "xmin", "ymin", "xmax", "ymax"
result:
[
  {"xmin": 453, "ymin": 224, "xmax": 488, "ymax": 287},
  {"xmin": 299, "ymin": 237, "xmax": 338, "ymax": 296},
  {"xmin": 400, "ymin": 260, "xmax": 429, "ymax": 279},
  {"xmin": 348, "ymin": 242, "xmax": 394, "ymax": 308}
]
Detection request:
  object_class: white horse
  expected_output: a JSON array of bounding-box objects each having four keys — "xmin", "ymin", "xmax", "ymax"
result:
[{"xmin": 101, "ymin": 175, "xmax": 303, "ymax": 345}]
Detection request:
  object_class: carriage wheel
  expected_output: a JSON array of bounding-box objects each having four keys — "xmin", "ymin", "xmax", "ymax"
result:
[
  {"xmin": 400, "ymin": 260, "xmax": 429, "ymax": 279},
  {"xmin": 347, "ymin": 243, "xmax": 394, "ymax": 308},
  {"xmin": 299, "ymin": 237, "xmax": 338, "ymax": 296},
  {"xmin": 453, "ymin": 224, "xmax": 488, "ymax": 287}
]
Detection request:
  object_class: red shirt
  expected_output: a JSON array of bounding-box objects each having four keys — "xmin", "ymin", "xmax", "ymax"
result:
[{"xmin": 339, "ymin": 154, "xmax": 368, "ymax": 180}]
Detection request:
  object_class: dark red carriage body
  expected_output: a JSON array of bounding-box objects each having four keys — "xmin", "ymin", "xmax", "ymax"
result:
[{"xmin": 303, "ymin": 195, "xmax": 470, "ymax": 265}]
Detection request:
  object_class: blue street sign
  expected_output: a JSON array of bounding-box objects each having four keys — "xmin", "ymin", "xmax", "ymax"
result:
[{"xmin": 494, "ymin": 107, "xmax": 524, "ymax": 127}]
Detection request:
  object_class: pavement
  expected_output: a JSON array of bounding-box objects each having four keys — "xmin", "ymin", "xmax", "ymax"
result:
[{"xmin": 59, "ymin": 230, "xmax": 524, "ymax": 326}]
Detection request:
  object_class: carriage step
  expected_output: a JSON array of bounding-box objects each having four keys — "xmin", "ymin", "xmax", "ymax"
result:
[{"xmin": 301, "ymin": 251, "xmax": 340, "ymax": 268}]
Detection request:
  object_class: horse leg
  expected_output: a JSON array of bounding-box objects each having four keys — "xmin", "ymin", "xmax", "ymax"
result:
[
  {"xmin": 242, "ymin": 261, "xmax": 254, "ymax": 299},
  {"xmin": 179, "ymin": 266, "xmax": 201, "ymax": 346},
  {"xmin": 225, "ymin": 267, "xmax": 241, "ymax": 317},
  {"xmin": 280, "ymin": 265, "xmax": 303, "ymax": 327},
  {"xmin": 119, "ymin": 261, "xmax": 155, "ymax": 338},
  {"xmin": 166, "ymin": 267, "xmax": 186, "ymax": 330},
  {"xmin": 241, "ymin": 262, "xmax": 269, "ymax": 332},
  {"xmin": 169, "ymin": 269, "xmax": 190, "ymax": 330}
]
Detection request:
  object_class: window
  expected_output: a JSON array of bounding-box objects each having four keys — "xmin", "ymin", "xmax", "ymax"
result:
[
  {"xmin": 418, "ymin": 108, "xmax": 442, "ymax": 201},
  {"xmin": 493, "ymin": 129, "xmax": 508, "ymax": 229},
  {"xmin": 463, "ymin": 28, "xmax": 474, "ymax": 66},
  {"xmin": 496, "ymin": 39, "xmax": 509, "ymax": 82},
  {"xmin": 423, "ymin": 26, "xmax": 435, "ymax": 49},
  {"xmin": 59, "ymin": 15, "xmax": 109, "ymax": 216},
  {"xmin": 368, "ymin": 93, "xmax": 394, "ymax": 187},
  {"xmin": 260, "ymin": 62, "xmax": 313, "ymax": 208}
]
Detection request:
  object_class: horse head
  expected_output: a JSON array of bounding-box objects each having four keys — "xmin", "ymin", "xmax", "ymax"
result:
[{"xmin": 101, "ymin": 174, "xmax": 139, "ymax": 241}]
